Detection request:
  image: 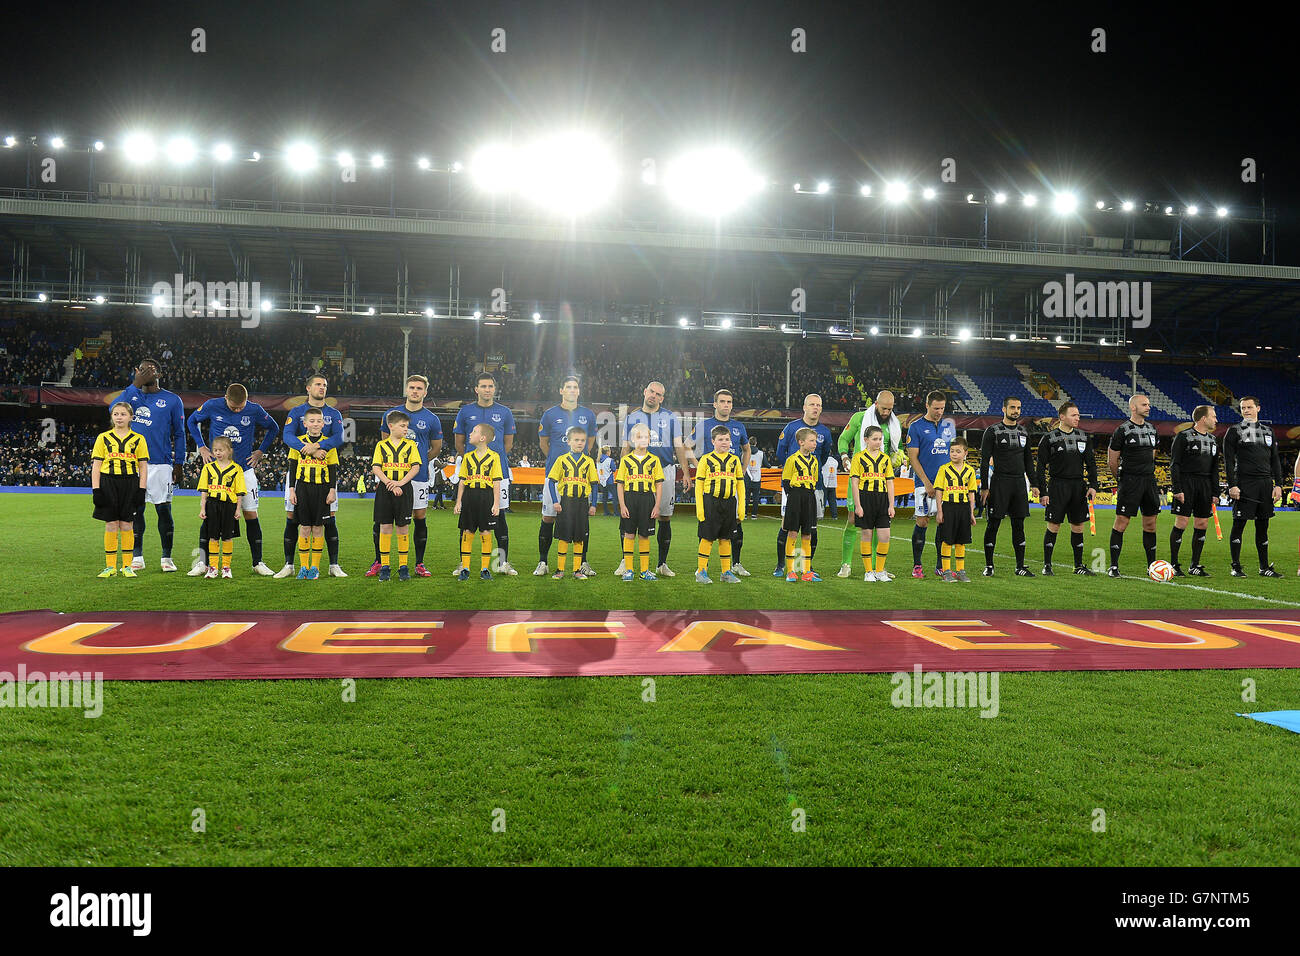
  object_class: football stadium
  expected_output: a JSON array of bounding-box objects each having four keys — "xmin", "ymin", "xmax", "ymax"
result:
[{"xmin": 0, "ymin": 1, "xmax": 1296, "ymax": 916}]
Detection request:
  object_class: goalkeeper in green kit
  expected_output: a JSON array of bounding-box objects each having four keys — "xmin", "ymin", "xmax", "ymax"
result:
[{"xmin": 836, "ymin": 390, "xmax": 906, "ymax": 577}]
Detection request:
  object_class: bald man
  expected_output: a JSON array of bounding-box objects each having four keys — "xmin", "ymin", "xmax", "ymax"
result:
[
  {"xmin": 1106, "ymin": 394, "xmax": 1160, "ymax": 576},
  {"xmin": 836, "ymin": 391, "xmax": 903, "ymax": 577}
]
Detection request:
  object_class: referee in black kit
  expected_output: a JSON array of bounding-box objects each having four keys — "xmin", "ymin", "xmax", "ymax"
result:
[
  {"xmin": 979, "ymin": 397, "xmax": 1038, "ymax": 576},
  {"xmin": 1224, "ymin": 396, "xmax": 1284, "ymax": 577},
  {"xmin": 1168, "ymin": 404, "xmax": 1220, "ymax": 577},
  {"xmin": 1106, "ymin": 394, "xmax": 1160, "ymax": 577},
  {"xmin": 1036, "ymin": 401, "xmax": 1098, "ymax": 575}
]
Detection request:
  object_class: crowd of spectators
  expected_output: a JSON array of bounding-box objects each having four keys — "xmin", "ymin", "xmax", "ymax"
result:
[
  {"xmin": 0, "ymin": 421, "xmax": 99, "ymax": 486},
  {"xmin": 3, "ymin": 311, "xmax": 943, "ymax": 412}
]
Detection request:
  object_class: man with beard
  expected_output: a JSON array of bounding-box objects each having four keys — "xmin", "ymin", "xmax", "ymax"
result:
[
  {"xmin": 979, "ymin": 397, "xmax": 1038, "ymax": 576},
  {"xmin": 1036, "ymin": 401, "xmax": 1098, "ymax": 575},
  {"xmin": 120, "ymin": 358, "xmax": 186, "ymax": 572},
  {"xmin": 1224, "ymin": 396, "xmax": 1284, "ymax": 577}
]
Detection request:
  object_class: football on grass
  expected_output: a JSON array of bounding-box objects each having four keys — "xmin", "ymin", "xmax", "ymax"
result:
[{"xmin": 1148, "ymin": 559, "xmax": 1174, "ymax": 582}]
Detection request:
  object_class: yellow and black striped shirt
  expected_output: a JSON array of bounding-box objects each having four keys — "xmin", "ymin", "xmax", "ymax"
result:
[
  {"xmin": 695, "ymin": 451, "xmax": 746, "ymax": 521},
  {"xmin": 781, "ymin": 451, "xmax": 820, "ymax": 490},
  {"xmin": 851, "ymin": 450, "xmax": 894, "ymax": 494},
  {"xmin": 197, "ymin": 461, "xmax": 248, "ymax": 504},
  {"xmin": 548, "ymin": 452, "xmax": 599, "ymax": 498},
  {"xmin": 458, "ymin": 449, "xmax": 503, "ymax": 489},
  {"xmin": 372, "ymin": 438, "xmax": 422, "ymax": 481},
  {"xmin": 290, "ymin": 444, "xmax": 339, "ymax": 484},
  {"xmin": 92, "ymin": 429, "xmax": 148, "ymax": 476},
  {"xmin": 614, "ymin": 452, "xmax": 664, "ymax": 493},
  {"xmin": 934, "ymin": 461, "xmax": 979, "ymax": 503}
]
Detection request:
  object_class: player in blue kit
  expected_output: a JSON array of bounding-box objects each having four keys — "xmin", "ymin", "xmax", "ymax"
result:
[
  {"xmin": 770, "ymin": 394, "xmax": 834, "ymax": 576},
  {"xmin": 273, "ymin": 372, "xmax": 347, "ymax": 578},
  {"xmin": 688, "ymin": 388, "xmax": 752, "ymax": 577},
  {"xmin": 535, "ymin": 375, "xmax": 599, "ymax": 576},
  {"xmin": 907, "ymin": 390, "xmax": 956, "ymax": 578},
  {"xmin": 185, "ymin": 382, "xmax": 280, "ymax": 575},
  {"xmin": 623, "ymin": 380, "xmax": 694, "ymax": 577},
  {"xmin": 368, "ymin": 374, "xmax": 444, "ymax": 577},
  {"xmin": 119, "ymin": 357, "xmax": 186, "ymax": 572},
  {"xmin": 453, "ymin": 373, "xmax": 518, "ymax": 575}
]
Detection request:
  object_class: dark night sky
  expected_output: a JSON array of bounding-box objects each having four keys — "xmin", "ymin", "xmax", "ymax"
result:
[{"xmin": 2, "ymin": 0, "xmax": 1295, "ymax": 256}]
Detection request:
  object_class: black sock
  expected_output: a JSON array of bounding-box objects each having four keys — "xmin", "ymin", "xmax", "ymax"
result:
[
  {"xmin": 132, "ymin": 510, "xmax": 146, "ymax": 557},
  {"xmin": 983, "ymin": 517, "xmax": 999, "ymax": 567},
  {"xmin": 777, "ymin": 525, "xmax": 787, "ymax": 571},
  {"xmin": 199, "ymin": 529, "xmax": 208, "ymax": 564},
  {"xmin": 1109, "ymin": 528, "xmax": 1123, "ymax": 568},
  {"xmin": 539, "ymin": 521, "xmax": 554, "ymax": 565},
  {"xmin": 245, "ymin": 517, "xmax": 262, "ymax": 566},
  {"xmin": 581, "ymin": 529, "xmax": 589, "ymax": 567},
  {"xmin": 810, "ymin": 527, "xmax": 818, "ymax": 557},
  {"xmin": 414, "ymin": 516, "xmax": 428, "ymax": 564},
  {"xmin": 324, "ymin": 515, "xmax": 339, "ymax": 565},
  {"xmin": 494, "ymin": 513, "xmax": 508, "ymax": 563},
  {"xmin": 1142, "ymin": 530, "xmax": 1157, "ymax": 565},
  {"xmin": 373, "ymin": 520, "xmax": 382, "ymax": 564},
  {"xmin": 1256, "ymin": 518, "xmax": 1271, "ymax": 569},
  {"xmin": 284, "ymin": 517, "xmax": 299, "ymax": 564},
  {"xmin": 1191, "ymin": 527, "xmax": 1207, "ymax": 567},
  {"xmin": 1230, "ymin": 518, "xmax": 1246, "ymax": 566},
  {"xmin": 1043, "ymin": 529, "xmax": 1057, "ymax": 566},
  {"xmin": 657, "ymin": 520, "xmax": 671, "ymax": 567},
  {"xmin": 936, "ymin": 537, "xmax": 944, "ymax": 572},
  {"xmin": 156, "ymin": 503, "xmax": 174, "ymax": 559},
  {"xmin": 1169, "ymin": 525, "xmax": 1185, "ymax": 565},
  {"xmin": 912, "ymin": 524, "xmax": 926, "ymax": 566},
  {"xmin": 1011, "ymin": 517, "xmax": 1026, "ymax": 568},
  {"xmin": 732, "ymin": 523, "xmax": 743, "ymax": 566},
  {"xmin": 1070, "ymin": 530, "xmax": 1084, "ymax": 567}
]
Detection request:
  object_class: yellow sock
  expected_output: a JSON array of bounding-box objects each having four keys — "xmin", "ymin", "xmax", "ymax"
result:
[
  {"xmin": 381, "ymin": 531, "xmax": 393, "ymax": 568},
  {"xmin": 298, "ymin": 533, "xmax": 310, "ymax": 569},
  {"xmin": 310, "ymin": 540, "xmax": 322, "ymax": 570},
  {"xmin": 623, "ymin": 537, "xmax": 634, "ymax": 566},
  {"xmin": 697, "ymin": 540, "xmax": 712, "ymax": 574},
  {"xmin": 719, "ymin": 539, "xmax": 732, "ymax": 573},
  {"xmin": 639, "ymin": 538, "xmax": 650, "ymax": 573},
  {"xmin": 222, "ymin": 541, "xmax": 233, "ymax": 569},
  {"xmin": 785, "ymin": 535, "xmax": 796, "ymax": 575},
  {"xmin": 860, "ymin": 539, "xmax": 872, "ymax": 572},
  {"xmin": 104, "ymin": 530, "xmax": 117, "ymax": 568},
  {"xmin": 573, "ymin": 541, "xmax": 584, "ymax": 568},
  {"xmin": 557, "ymin": 540, "xmax": 569, "ymax": 572},
  {"xmin": 398, "ymin": 531, "xmax": 410, "ymax": 568},
  {"xmin": 208, "ymin": 539, "xmax": 220, "ymax": 568},
  {"xmin": 801, "ymin": 535, "xmax": 812, "ymax": 574},
  {"xmin": 955, "ymin": 544, "xmax": 965, "ymax": 572},
  {"xmin": 875, "ymin": 539, "xmax": 890, "ymax": 573},
  {"xmin": 480, "ymin": 532, "xmax": 491, "ymax": 571},
  {"xmin": 121, "ymin": 530, "xmax": 134, "ymax": 555},
  {"xmin": 460, "ymin": 530, "xmax": 472, "ymax": 570},
  {"xmin": 941, "ymin": 542, "xmax": 952, "ymax": 571}
]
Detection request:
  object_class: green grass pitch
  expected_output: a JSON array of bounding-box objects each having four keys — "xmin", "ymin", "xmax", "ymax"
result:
[{"xmin": 1, "ymin": 493, "xmax": 1298, "ymax": 865}]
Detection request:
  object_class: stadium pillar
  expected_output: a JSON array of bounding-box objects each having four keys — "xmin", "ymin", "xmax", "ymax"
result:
[
  {"xmin": 1128, "ymin": 353, "xmax": 1140, "ymax": 395},
  {"xmin": 785, "ymin": 343, "xmax": 793, "ymax": 409},
  {"xmin": 401, "ymin": 327, "xmax": 412, "ymax": 384}
]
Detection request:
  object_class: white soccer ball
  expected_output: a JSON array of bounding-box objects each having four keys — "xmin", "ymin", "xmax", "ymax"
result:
[{"xmin": 1148, "ymin": 559, "xmax": 1174, "ymax": 582}]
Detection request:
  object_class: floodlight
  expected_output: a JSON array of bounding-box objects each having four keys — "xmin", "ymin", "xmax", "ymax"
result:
[
  {"xmin": 213, "ymin": 142, "xmax": 233, "ymax": 162},
  {"xmin": 869, "ymin": 326, "xmax": 879, "ymax": 335},
  {"xmin": 369, "ymin": 153, "xmax": 384, "ymax": 169},
  {"xmin": 884, "ymin": 181, "xmax": 909, "ymax": 204},
  {"xmin": 1121, "ymin": 200, "xmax": 1135, "ymax": 212},
  {"xmin": 911, "ymin": 327, "xmax": 921, "ymax": 337},
  {"xmin": 1216, "ymin": 206, "xmax": 1228, "ymax": 218},
  {"xmin": 993, "ymin": 192, "xmax": 1007, "ymax": 204},
  {"xmin": 958, "ymin": 327, "xmax": 971, "ymax": 340},
  {"xmin": 123, "ymin": 132, "xmax": 156, "ymax": 164},
  {"xmin": 661, "ymin": 147, "xmax": 765, "ymax": 217},
  {"xmin": 260, "ymin": 300, "xmax": 272, "ymax": 312},
  {"xmin": 1186, "ymin": 204, "xmax": 1198, "ymax": 216},
  {"xmin": 815, "ymin": 181, "xmax": 830, "ymax": 194},
  {"xmin": 337, "ymin": 151, "xmax": 355, "ymax": 168},
  {"xmin": 469, "ymin": 142, "xmax": 516, "ymax": 194},
  {"xmin": 285, "ymin": 141, "xmax": 317, "ymax": 172},
  {"xmin": 859, "ymin": 184, "xmax": 872, "ymax": 197},
  {"xmin": 93, "ymin": 295, "xmax": 105, "ymax": 304},
  {"xmin": 1051, "ymin": 192, "xmax": 1077, "ymax": 214},
  {"xmin": 515, "ymin": 131, "xmax": 618, "ymax": 216},
  {"xmin": 424, "ymin": 307, "xmax": 434, "ymax": 318},
  {"xmin": 50, "ymin": 136, "xmax": 64, "ymax": 150},
  {"xmin": 720, "ymin": 317, "xmax": 733, "ymax": 329},
  {"xmin": 1022, "ymin": 193, "xmax": 1038, "ymax": 207},
  {"xmin": 678, "ymin": 316, "xmax": 689, "ymax": 327},
  {"xmin": 922, "ymin": 187, "xmax": 936, "ymax": 200},
  {"xmin": 165, "ymin": 136, "xmax": 197, "ymax": 165},
  {"xmin": 417, "ymin": 157, "xmax": 430, "ymax": 170}
]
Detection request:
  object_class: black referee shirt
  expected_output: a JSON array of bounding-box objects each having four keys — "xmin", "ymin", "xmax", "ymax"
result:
[
  {"xmin": 1036, "ymin": 427, "xmax": 1098, "ymax": 488},
  {"xmin": 1108, "ymin": 419, "xmax": 1157, "ymax": 478},
  {"xmin": 979, "ymin": 421, "xmax": 1035, "ymax": 487},
  {"xmin": 1169, "ymin": 428, "xmax": 1219, "ymax": 491},
  {"xmin": 1224, "ymin": 420, "xmax": 1282, "ymax": 485}
]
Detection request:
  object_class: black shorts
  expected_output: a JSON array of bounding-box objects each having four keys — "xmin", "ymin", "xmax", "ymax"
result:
[
  {"xmin": 202, "ymin": 498, "xmax": 240, "ymax": 540},
  {"xmin": 698, "ymin": 494, "xmax": 739, "ymax": 542},
  {"xmin": 1172, "ymin": 476, "xmax": 1216, "ymax": 519},
  {"xmin": 374, "ymin": 484, "xmax": 413, "ymax": 525},
  {"xmin": 988, "ymin": 475, "xmax": 1030, "ymax": 520},
  {"xmin": 555, "ymin": 494, "xmax": 590, "ymax": 542},
  {"xmin": 1046, "ymin": 478, "xmax": 1090, "ymax": 526},
  {"xmin": 457, "ymin": 486, "xmax": 496, "ymax": 533},
  {"xmin": 855, "ymin": 489, "xmax": 892, "ymax": 530},
  {"xmin": 294, "ymin": 482, "xmax": 331, "ymax": 526},
  {"xmin": 620, "ymin": 489, "xmax": 655, "ymax": 537},
  {"xmin": 939, "ymin": 499, "xmax": 973, "ymax": 545},
  {"xmin": 1116, "ymin": 476, "xmax": 1161, "ymax": 517},
  {"xmin": 1232, "ymin": 477, "xmax": 1276, "ymax": 520},
  {"xmin": 93, "ymin": 474, "xmax": 140, "ymax": 522},
  {"xmin": 782, "ymin": 487, "xmax": 817, "ymax": 534}
]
